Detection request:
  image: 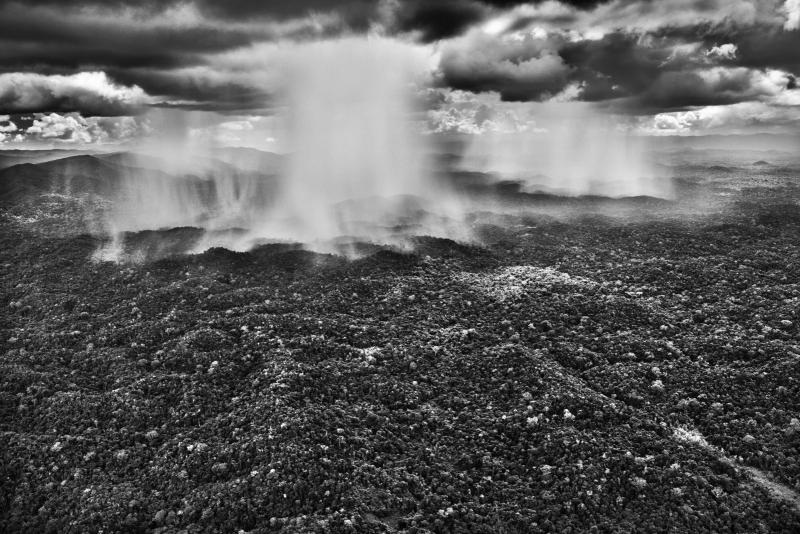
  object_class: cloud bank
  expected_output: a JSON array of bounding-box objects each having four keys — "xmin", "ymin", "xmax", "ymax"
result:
[{"xmin": 0, "ymin": 0, "xmax": 798, "ymax": 141}]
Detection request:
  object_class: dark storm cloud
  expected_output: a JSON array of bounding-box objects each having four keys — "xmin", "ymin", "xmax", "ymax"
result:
[
  {"xmin": 0, "ymin": 0, "xmax": 796, "ymax": 117},
  {"xmin": 0, "ymin": 0, "xmax": 397, "ymax": 76},
  {"xmin": 440, "ymin": 11, "xmax": 799, "ymax": 113},
  {"xmin": 656, "ymin": 23, "xmax": 800, "ymax": 75},
  {"xmin": 106, "ymin": 68, "xmax": 273, "ymax": 114},
  {"xmin": 442, "ymin": 60, "xmax": 571, "ymax": 101},
  {"xmin": 621, "ymin": 68, "xmax": 792, "ymax": 113},
  {"xmin": 0, "ymin": 5, "xmax": 239, "ymax": 79},
  {"xmin": 0, "ymin": 0, "xmax": 616, "ymax": 114},
  {"xmin": 395, "ymin": 0, "xmax": 610, "ymax": 42},
  {"xmin": 0, "ymin": 0, "xmax": 607, "ymax": 21},
  {"xmin": 437, "ymin": 32, "xmax": 573, "ymax": 101},
  {"xmin": 0, "ymin": 72, "xmax": 148, "ymax": 116},
  {"xmin": 0, "ymin": 2, "xmax": 291, "ymax": 74},
  {"xmin": 0, "ymin": 0, "xmax": 378, "ymax": 18},
  {"xmin": 395, "ymin": 1, "xmax": 489, "ymax": 42},
  {"xmin": 0, "ymin": 0, "xmax": 612, "ymax": 65},
  {"xmin": 438, "ymin": 31, "xmax": 662, "ymax": 103},
  {"xmin": 556, "ymin": 19, "xmax": 800, "ymax": 112},
  {"xmin": 0, "ymin": 0, "xmax": 355, "ymax": 113},
  {"xmin": 558, "ymin": 32, "xmax": 668, "ymax": 102}
]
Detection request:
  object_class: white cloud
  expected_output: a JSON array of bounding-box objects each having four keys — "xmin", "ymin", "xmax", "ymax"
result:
[
  {"xmin": 665, "ymin": 42, "xmax": 703, "ymax": 63},
  {"xmin": 425, "ymin": 89, "xmax": 547, "ymax": 134},
  {"xmin": 26, "ymin": 113, "xmax": 92, "ymax": 142},
  {"xmin": 547, "ymin": 82, "xmax": 584, "ymax": 103},
  {"xmin": 0, "ymin": 118, "xmax": 17, "ymax": 133},
  {"xmin": 785, "ymin": 0, "xmax": 800, "ymax": 30},
  {"xmin": 744, "ymin": 68, "xmax": 796, "ymax": 96},
  {"xmin": 642, "ymin": 100, "xmax": 800, "ymax": 135},
  {"xmin": 0, "ymin": 71, "xmax": 149, "ymax": 116},
  {"xmin": 427, "ymin": 107, "xmax": 485, "ymax": 134},
  {"xmin": 774, "ymin": 86, "xmax": 800, "ymax": 105},
  {"xmin": 706, "ymin": 43, "xmax": 738, "ymax": 60},
  {"xmin": 20, "ymin": 112, "xmax": 149, "ymax": 145}
]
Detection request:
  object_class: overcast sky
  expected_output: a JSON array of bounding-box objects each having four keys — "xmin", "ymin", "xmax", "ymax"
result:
[{"xmin": 0, "ymin": 0, "xmax": 799, "ymax": 147}]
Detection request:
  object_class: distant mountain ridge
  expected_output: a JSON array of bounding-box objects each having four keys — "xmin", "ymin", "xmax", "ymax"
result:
[
  {"xmin": 0, "ymin": 148, "xmax": 96, "ymax": 170},
  {"xmin": 0, "ymin": 149, "xmax": 283, "ymax": 203}
]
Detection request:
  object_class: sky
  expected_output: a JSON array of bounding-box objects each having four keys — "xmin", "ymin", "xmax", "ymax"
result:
[{"xmin": 0, "ymin": 0, "xmax": 799, "ymax": 148}]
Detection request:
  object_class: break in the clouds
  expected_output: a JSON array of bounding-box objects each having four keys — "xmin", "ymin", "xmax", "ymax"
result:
[{"xmin": 0, "ymin": 0, "xmax": 799, "ymax": 142}]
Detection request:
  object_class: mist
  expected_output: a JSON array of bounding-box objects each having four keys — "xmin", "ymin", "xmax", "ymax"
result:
[
  {"xmin": 94, "ymin": 38, "xmax": 472, "ymax": 260},
  {"xmin": 91, "ymin": 122, "xmax": 280, "ymax": 261},
  {"xmin": 458, "ymin": 103, "xmax": 671, "ymax": 198},
  {"xmin": 89, "ymin": 40, "xmax": 674, "ymax": 262},
  {"xmin": 253, "ymin": 37, "xmax": 470, "ymax": 252}
]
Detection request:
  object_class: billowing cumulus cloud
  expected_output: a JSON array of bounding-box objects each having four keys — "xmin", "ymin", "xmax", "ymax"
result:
[
  {"xmin": 0, "ymin": 72, "xmax": 149, "ymax": 115},
  {"xmin": 17, "ymin": 112, "xmax": 149, "ymax": 145},
  {"xmin": 437, "ymin": 29, "xmax": 572, "ymax": 101},
  {"xmin": 424, "ymin": 89, "xmax": 541, "ymax": 133},
  {"xmin": 707, "ymin": 43, "xmax": 738, "ymax": 60}
]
